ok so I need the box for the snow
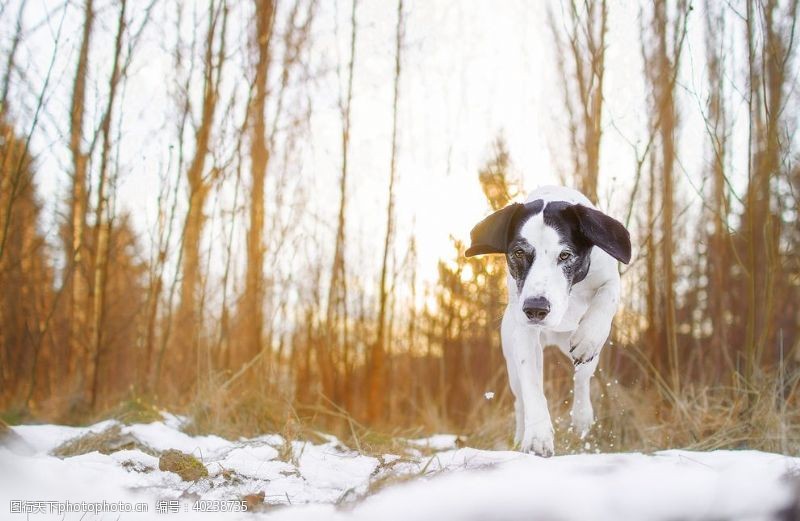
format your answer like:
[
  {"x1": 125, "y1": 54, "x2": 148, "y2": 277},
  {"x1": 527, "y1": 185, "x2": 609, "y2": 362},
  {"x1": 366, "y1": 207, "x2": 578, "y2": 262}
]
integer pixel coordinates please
[
  {"x1": 406, "y1": 434, "x2": 462, "y2": 451},
  {"x1": 126, "y1": 421, "x2": 231, "y2": 458},
  {"x1": 11, "y1": 419, "x2": 117, "y2": 454},
  {"x1": 216, "y1": 445, "x2": 282, "y2": 479},
  {"x1": 297, "y1": 441, "x2": 379, "y2": 492},
  {"x1": 1, "y1": 418, "x2": 798, "y2": 520}
]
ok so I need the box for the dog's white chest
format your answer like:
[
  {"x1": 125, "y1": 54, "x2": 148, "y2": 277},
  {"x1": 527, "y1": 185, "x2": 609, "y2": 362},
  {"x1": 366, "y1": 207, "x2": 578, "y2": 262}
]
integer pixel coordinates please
[{"x1": 552, "y1": 289, "x2": 592, "y2": 332}]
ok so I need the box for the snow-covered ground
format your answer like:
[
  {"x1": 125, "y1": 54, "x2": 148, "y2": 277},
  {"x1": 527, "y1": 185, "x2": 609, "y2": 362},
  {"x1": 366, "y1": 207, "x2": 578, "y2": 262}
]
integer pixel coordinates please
[{"x1": 1, "y1": 415, "x2": 798, "y2": 520}]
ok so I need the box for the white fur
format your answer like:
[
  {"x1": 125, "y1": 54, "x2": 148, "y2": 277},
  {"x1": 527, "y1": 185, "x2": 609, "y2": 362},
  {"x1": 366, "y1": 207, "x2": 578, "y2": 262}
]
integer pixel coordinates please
[{"x1": 503, "y1": 186, "x2": 622, "y2": 456}]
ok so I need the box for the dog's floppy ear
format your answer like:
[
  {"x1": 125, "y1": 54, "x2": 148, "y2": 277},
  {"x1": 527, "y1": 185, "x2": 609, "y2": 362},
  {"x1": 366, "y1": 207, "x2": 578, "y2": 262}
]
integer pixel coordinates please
[
  {"x1": 465, "y1": 203, "x2": 522, "y2": 257},
  {"x1": 572, "y1": 205, "x2": 632, "y2": 264}
]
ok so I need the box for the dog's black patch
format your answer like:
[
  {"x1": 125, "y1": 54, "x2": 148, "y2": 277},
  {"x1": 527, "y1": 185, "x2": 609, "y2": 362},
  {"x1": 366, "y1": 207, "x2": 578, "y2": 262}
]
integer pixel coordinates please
[
  {"x1": 505, "y1": 200, "x2": 593, "y2": 294},
  {"x1": 542, "y1": 202, "x2": 593, "y2": 288},
  {"x1": 506, "y1": 200, "x2": 545, "y2": 293}
]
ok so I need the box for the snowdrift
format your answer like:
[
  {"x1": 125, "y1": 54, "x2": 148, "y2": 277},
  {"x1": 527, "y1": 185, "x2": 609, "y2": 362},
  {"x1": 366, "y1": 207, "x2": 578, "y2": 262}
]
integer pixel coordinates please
[{"x1": 1, "y1": 415, "x2": 798, "y2": 520}]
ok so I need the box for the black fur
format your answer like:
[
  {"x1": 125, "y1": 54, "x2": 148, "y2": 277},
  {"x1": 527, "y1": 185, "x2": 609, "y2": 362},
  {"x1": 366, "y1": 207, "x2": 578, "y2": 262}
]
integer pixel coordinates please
[
  {"x1": 506, "y1": 200, "x2": 544, "y2": 293},
  {"x1": 542, "y1": 201, "x2": 593, "y2": 287},
  {"x1": 464, "y1": 203, "x2": 524, "y2": 257},
  {"x1": 569, "y1": 204, "x2": 632, "y2": 264}
]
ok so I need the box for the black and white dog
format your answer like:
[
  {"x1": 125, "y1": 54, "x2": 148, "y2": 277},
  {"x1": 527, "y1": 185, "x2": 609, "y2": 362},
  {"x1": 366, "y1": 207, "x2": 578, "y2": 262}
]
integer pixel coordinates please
[{"x1": 466, "y1": 186, "x2": 631, "y2": 456}]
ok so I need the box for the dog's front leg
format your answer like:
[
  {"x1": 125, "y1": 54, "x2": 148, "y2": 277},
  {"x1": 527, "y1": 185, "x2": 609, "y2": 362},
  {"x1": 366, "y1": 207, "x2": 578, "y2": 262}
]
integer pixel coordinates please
[
  {"x1": 569, "y1": 277, "x2": 620, "y2": 365},
  {"x1": 571, "y1": 355, "x2": 599, "y2": 437},
  {"x1": 508, "y1": 324, "x2": 554, "y2": 457},
  {"x1": 568, "y1": 277, "x2": 620, "y2": 435},
  {"x1": 502, "y1": 326, "x2": 525, "y2": 446}
]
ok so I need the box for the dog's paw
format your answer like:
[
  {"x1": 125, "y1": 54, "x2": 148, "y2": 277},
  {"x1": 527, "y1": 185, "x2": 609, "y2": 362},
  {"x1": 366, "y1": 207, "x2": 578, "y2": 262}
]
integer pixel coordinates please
[
  {"x1": 520, "y1": 423, "x2": 554, "y2": 457},
  {"x1": 570, "y1": 401, "x2": 594, "y2": 438},
  {"x1": 569, "y1": 315, "x2": 610, "y2": 365}
]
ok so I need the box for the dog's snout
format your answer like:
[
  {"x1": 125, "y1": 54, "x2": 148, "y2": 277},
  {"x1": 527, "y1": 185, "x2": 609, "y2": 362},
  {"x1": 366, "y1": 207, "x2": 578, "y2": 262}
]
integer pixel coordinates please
[{"x1": 522, "y1": 297, "x2": 551, "y2": 322}]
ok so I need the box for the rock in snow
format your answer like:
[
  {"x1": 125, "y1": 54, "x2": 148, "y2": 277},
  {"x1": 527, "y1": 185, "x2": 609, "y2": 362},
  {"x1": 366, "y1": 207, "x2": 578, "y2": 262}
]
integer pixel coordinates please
[{"x1": 0, "y1": 418, "x2": 798, "y2": 520}]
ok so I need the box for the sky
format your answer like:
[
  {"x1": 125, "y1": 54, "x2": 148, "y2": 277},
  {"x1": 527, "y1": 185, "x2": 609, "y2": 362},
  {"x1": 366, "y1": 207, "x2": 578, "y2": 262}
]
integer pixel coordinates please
[{"x1": 3, "y1": 0, "x2": 730, "y2": 295}]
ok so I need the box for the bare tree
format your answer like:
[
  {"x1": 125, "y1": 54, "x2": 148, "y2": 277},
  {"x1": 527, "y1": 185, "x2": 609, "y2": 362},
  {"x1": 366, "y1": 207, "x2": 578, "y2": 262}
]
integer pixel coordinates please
[
  {"x1": 240, "y1": 0, "x2": 275, "y2": 369},
  {"x1": 86, "y1": 0, "x2": 128, "y2": 408},
  {"x1": 0, "y1": 0, "x2": 27, "y2": 116},
  {"x1": 741, "y1": 0, "x2": 798, "y2": 385},
  {"x1": 641, "y1": 0, "x2": 689, "y2": 392},
  {"x1": 0, "y1": 119, "x2": 51, "y2": 410},
  {"x1": 147, "y1": 3, "x2": 194, "y2": 393},
  {"x1": 66, "y1": 0, "x2": 95, "y2": 403},
  {"x1": 368, "y1": 0, "x2": 404, "y2": 423},
  {"x1": 173, "y1": 0, "x2": 228, "y2": 393},
  {"x1": 324, "y1": 0, "x2": 358, "y2": 406},
  {"x1": 702, "y1": 0, "x2": 733, "y2": 378},
  {"x1": 548, "y1": 0, "x2": 607, "y2": 204},
  {"x1": 0, "y1": 0, "x2": 28, "y2": 258},
  {"x1": 143, "y1": 157, "x2": 181, "y2": 392}
]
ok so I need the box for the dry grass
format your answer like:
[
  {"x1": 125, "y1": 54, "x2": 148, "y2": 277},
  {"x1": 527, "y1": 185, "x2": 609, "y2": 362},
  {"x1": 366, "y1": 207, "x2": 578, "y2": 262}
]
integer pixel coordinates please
[
  {"x1": 39, "y1": 344, "x2": 800, "y2": 463},
  {"x1": 52, "y1": 424, "x2": 158, "y2": 458},
  {"x1": 100, "y1": 397, "x2": 164, "y2": 425},
  {"x1": 178, "y1": 356, "x2": 799, "y2": 461},
  {"x1": 182, "y1": 374, "x2": 437, "y2": 460},
  {"x1": 561, "y1": 363, "x2": 800, "y2": 455}
]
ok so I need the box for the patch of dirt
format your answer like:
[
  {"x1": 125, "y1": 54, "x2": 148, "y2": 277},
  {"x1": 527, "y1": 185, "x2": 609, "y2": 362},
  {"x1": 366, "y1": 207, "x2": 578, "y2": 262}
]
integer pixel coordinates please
[
  {"x1": 52, "y1": 424, "x2": 157, "y2": 458},
  {"x1": 243, "y1": 491, "x2": 267, "y2": 512},
  {"x1": 159, "y1": 449, "x2": 209, "y2": 481}
]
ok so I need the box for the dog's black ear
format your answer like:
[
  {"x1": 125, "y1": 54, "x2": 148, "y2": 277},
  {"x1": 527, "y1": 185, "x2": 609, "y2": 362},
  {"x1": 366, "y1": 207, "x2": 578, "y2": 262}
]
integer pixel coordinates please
[
  {"x1": 572, "y1": 205, "x2": 632, "y2": 264},
  {"x1": 465, "y1": 203, "x2": 522, "y2": 257}
]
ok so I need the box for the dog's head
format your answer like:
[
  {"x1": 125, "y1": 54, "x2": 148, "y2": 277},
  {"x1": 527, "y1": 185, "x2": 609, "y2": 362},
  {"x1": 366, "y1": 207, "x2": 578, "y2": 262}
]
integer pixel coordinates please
[{"x1": 465, "y1": 199, "x2": 631, "y2": 328}]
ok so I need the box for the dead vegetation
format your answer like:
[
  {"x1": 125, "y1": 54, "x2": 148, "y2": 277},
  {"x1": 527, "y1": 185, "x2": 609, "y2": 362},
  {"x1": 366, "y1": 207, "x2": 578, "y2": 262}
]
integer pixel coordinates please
[
  {"x1": 183, "y1": 379, "x2": 455, "y2": 462},
  {"x1": 177, "y1": 334, "x2": 800, "y2": 460},
  {"x1": 52, "y1": 424, "x2": 157, "y2": 458},
  {"x1": 101, "y1": 398, "x2": 164, "y2": 425}
]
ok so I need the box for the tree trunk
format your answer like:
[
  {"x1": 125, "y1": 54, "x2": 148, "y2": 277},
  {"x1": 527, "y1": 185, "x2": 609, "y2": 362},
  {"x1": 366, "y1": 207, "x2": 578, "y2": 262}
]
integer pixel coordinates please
[
  {"x1": 549, "y1": 0, "x2": 607, "y2": 204},
  {"x1": 0, "y1": 0, "x2": 27, "y2": 118},
  {"x1": 242, "y1": 0, "x2": 274, "y2": 369},
  {"x1": 87, "y1": 0, "x2": 127, "y2": 408},
  {"x1": 703, "y1": 0, "x2": 733, "y2": 380},
  {"x1": 324, "y1": 0, "x2": 358, "y2": 407},
  {"x1": 173, "y1": 0, "x2": 225, "y2": 394},
  {"x1": 369, "y1": 0, "x2": 403, "y2": 424},
  {"x1": 67, "y1": 0, "x2": 95, "y2": 404},
  {"x1": 642, "y1": 0, "x2": 688, "y2": 392}
]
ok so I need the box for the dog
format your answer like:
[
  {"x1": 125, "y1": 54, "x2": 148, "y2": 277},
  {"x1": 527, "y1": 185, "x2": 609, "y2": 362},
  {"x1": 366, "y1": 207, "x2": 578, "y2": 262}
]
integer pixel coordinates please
[{"x1": 465, "y1": 185, "x2": 631, "y2": 456}]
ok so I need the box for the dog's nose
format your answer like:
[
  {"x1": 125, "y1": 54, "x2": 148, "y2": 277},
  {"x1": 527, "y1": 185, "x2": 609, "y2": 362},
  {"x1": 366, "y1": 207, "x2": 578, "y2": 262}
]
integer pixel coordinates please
[{"x1": 523, "y1": 297, "x2": 550, "y2": 322}]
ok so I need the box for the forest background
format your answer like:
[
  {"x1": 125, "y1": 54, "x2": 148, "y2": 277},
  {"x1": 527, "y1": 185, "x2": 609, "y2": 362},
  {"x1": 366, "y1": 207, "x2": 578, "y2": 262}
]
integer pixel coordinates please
[{"x1": 1, "y1": 0, "x2": 798, "y2": 455}]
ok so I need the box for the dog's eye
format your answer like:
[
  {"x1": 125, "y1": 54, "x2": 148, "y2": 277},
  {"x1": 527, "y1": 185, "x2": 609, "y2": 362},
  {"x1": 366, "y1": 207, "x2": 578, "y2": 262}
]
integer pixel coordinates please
[
  {"x1": 513, "y1": 249, "x2": 525, "y2": 259},
  {"x1": 559, "y1": 250, "x2": 572, "y2": 262}
]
